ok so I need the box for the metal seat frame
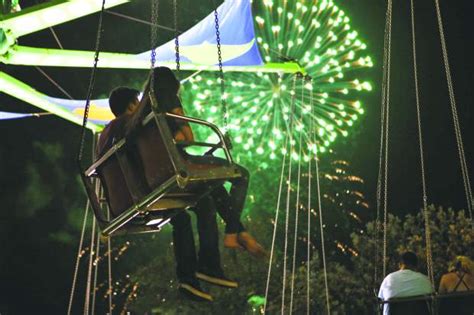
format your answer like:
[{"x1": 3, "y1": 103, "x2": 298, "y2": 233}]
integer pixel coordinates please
[
  {"x1": 82, "y1": 107, "x2": 242, "y2": 237},
  {"x1": 378, "y1": 291, "x2": 474, "y2": 315}
]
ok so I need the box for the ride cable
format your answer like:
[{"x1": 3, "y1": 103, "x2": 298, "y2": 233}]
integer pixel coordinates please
[
  {"x1": 375, "y1": 0, "x2": 392, "y2": 286},
  {"x1": 375, "y1": 0, "x2": 472, "y2": 297},
  {"x1": 410, "y1": 0, "x2": 435, "y2": 287},
  {"x1": 263, "y1": 73, "x2": 331, "y2": 314},
  {"x1": 433, "y1": 0, "x2": 473, "y2": 220},
  {"x1": 69, "y1": 0, "x2": 107, "y2": 313}
]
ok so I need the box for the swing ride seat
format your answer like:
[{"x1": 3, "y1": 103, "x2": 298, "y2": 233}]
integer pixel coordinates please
[
  {"x1": 380, "y1": 295, "x2": 432, "y2": 315},
  {"x1": 82, "y1": 109, "x2": 242, "y2": 237},
  {"x1": 437, "y1": 291, "x2": 474, "y2": 315}
]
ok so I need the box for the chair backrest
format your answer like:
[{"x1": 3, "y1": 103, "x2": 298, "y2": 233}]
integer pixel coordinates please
[
  {"x1": 438, "y1": 292, "x2": 474, "y2": 315},
  {"x1": 98, "y1": 155, "x2": 133, "y2": 217},
  {"x1": 387, "y1": 296, "x2": 431, "y2": 315},
  {"x1": 134, "y1": 119, "x2": 176, "y2": 188},
  {"x1": 97, "y1": 143, "x2": 150, "y2": 217},
  {"x1": 390, "y1": 301, "x2": 430, "y2": 315}
]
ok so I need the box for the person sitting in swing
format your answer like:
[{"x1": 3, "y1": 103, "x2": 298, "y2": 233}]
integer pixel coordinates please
[
  {"x1": 378, "y1": 251, "x2": 433, "y2": 315},
  {"x1": 439, "y1": 256, "x2": 474, "y2": 294},
  {"x1": 97, "y1": 87, "x2": 237, "y2": 302},
  {"x1": 127, "y1": 66, "x2": 266, "y2": 258}
]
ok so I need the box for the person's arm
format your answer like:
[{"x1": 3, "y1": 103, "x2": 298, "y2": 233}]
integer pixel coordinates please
[
  {"x1": 171, "y1": 107, "x2": 194, "y2": 141},
  {"x1": 438, "y1": 274, "x2": 448, "y2": 293}
]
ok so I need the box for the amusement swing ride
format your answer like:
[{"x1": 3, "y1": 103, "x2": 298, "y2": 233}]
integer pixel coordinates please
[{"x1": 1, "y1": 0, "x2": 375, "y2": 313}]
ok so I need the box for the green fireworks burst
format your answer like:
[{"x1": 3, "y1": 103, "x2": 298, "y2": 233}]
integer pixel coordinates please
[{"x1": 182, "y1": 0, "x2": 373, "y2": 164}]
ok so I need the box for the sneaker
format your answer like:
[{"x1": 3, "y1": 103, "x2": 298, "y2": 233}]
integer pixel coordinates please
[
  {"x1": 196, "y1": 270, "x2": 239, "y2": 288},
  {"x1": 178, "y1": 280, "x2": 213, "y2": 302}
]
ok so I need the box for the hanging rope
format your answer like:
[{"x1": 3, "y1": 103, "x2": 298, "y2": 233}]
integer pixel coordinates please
[
  {"x1": 433, "y1": 0, "x2": 473, "y2": 220},
  {"x1": 281, "y1": 75, "x2": 299, "y2": 314},
  {"x1": 67, "y1": 199, "x2": 91, "y2": 315},
  {"x1": 306, "y1": 79, "x2": 314, "y2": 315},
  {"x1": 213, "y1": 8, "x2": 228, "y2": 132},
  {"x1": 314, "y1": 138, "x2": 330, "y2": 315},
  {"x1": 375, "y1": 0, "x2": 393, "y2": 284},
  {"x1": 410, "y1": 0, "x2": 435, "y2": 287},
  {"x1": 76, "y1": 0, "x2": 106, "y2": 166},
  {"x1": 107, "y1": 232, "x2": 113, "y2": 312},
  {"x1": 289, "y1": 76, "x2": 306, "y2": 313},
  {"x1": 263, "y1": 74, "x2": 296, "y2": 314},
  {"x1": 91, "y1": 229, "x2": 101, "y2": 314},
  {"x1": 83, "y1": 218, "x2": 97, "y2": 315}
]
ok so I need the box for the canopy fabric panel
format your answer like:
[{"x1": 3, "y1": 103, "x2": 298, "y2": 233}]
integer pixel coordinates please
[
  {"x1": 0, "y1": 111, "x2": 33, "y2": 120},
  {"x1": 137, "y1": 0, "x2": 263, "y2": 67}
]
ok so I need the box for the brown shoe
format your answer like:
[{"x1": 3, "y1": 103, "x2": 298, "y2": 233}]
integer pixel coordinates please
[
  {"x1": 237, "y1": 232, "x2": 267, "y2": 258},
  {"x1": 224, "y1": 233, "x2": 243, "y2": 249}
]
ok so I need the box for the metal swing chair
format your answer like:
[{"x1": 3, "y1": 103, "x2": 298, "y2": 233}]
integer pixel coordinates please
[{"x1": 78, "y1": 0, "x2": 241, "y2": 237}]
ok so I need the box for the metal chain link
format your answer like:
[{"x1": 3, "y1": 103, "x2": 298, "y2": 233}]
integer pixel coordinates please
[
  {"x1": 433, "y1": 0, "x2": 473, "y2": 220},
  {"x1": 411, "y1": 0, "x2": 435, "y2": 287},
  {"x1": 77, "y1": 0, "x2": 106, "y2": 166},
  {"x1": 150, "y1": 0, "x2": 159, "y2": 95},
  {"x1": 213, "y1": 8, "x2": 228, "y2": 132},
  {"x1": 382, "y1": 0, "x2": 392, "y2": 281},
  {"x1": 174, "y1": 0, "x2": 180, "y2": 73},
  {"x1": 375, "y1": 0, "x2": 392, "y2": 286}
]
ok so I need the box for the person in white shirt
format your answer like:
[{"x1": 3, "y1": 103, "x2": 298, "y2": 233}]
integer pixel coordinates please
[{"x1": 378, "y1": 251, "x2": 433, "y2": 315}]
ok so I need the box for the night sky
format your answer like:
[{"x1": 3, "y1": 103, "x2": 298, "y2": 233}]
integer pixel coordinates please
[{"x1": 0, "y1": 0, "x2": 473, "y2": 313}]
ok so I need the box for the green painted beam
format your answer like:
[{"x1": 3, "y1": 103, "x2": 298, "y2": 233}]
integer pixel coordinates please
[
  {"x1": 0, "y1": 0, "x2": 129, "y2": 38},
  {"x1": 0, "y1": 71, "x2": 102, "y2": 132},
  {"x1": 2, "y1": 45, "x2": 305, "y2": 74}
]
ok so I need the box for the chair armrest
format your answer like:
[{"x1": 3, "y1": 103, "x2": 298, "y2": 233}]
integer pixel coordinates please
[{"x1": 85, "y1": 138, "x2": 126, "y2": 177}]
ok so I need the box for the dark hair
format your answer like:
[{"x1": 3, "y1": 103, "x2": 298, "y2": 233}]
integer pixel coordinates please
[
  {"x1": 400, "y1": 251, "x2": 418, "y2": 268},
  {"x1": 141, "y1": 67, "x2": 181, "y2": 111},
  {"x1": 109, "y1": 87, "x2": 140, "y2": 117}
]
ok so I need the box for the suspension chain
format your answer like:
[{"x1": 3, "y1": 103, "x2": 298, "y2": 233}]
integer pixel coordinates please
[
  {"x1": 281, "y1": 75, "x2": 298, "y2": 314},
  {"x1": 77, "y1": 0, "x2": 106, "y2": 166},
  {"x1": 174, "y1": 0, "x2": 180, "y2": 72},
  {"x1": 263, "y1": 73, "x2": 290, "y2": 314},
  {"x1": 433, "y1": 0, "x2": 473, "y2": 220},
  {"x1": 213, "y1": 8, "x2": 228, "y2": 132},
  {"x1": 289, "y1": 76, "x2": 306, "y2": 313},
  {"x1": 150, "y1": 0, "x2": 159, "y2": 96},
  {"x1": 410, "y1": 0, "x2": 435, "y2": 287}
]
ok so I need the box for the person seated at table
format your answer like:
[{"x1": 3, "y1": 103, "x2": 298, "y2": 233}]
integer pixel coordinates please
[
  {"x1": 127, "y1": 67, "x2": 266, "y2": 258},
  {"x1": 439, "y1": 256, "x2": 474, "y2": 293},
  {"x1": 378, "y1": 251, "x2": 433, "y2": 315}
]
